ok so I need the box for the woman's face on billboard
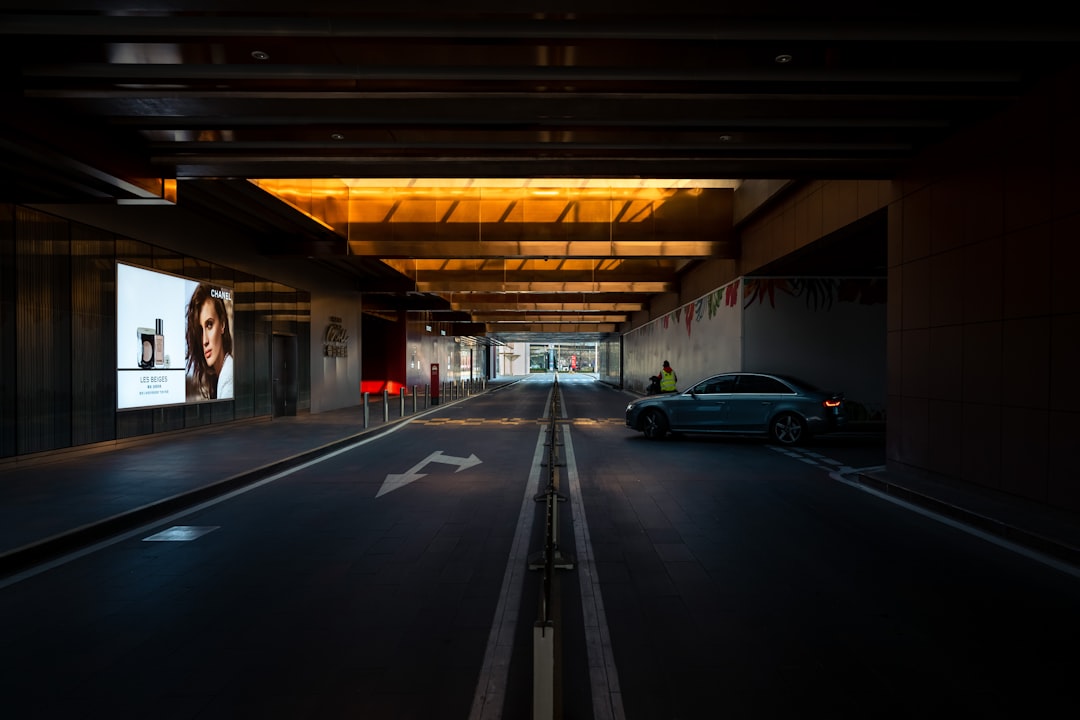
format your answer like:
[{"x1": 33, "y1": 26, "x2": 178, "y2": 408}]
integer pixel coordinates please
[{"x1": 199, "y1": 299, "x2": 225, "y2": 373}]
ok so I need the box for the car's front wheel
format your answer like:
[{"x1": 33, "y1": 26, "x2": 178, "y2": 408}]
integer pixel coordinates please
[
  {"x1": 641, "y1": 409, "x2": 669, "y2": 440},
  {"x1": 770, "y1": 412, "x2": 807, "y2": 445}
]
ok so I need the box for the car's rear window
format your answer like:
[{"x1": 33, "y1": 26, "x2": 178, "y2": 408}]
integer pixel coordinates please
[
  {"x1": 736, "y1": 375, "x2": 793, "y2": 393},
  {"x1": 773, "y1": 374, "x2": 820, "y2": 392}
]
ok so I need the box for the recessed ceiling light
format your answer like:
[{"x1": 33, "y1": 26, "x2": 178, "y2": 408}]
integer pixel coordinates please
[
  {"x1": 251, "y1": 50, "x2": 269, "y2": 60},
  {"x1": 775, "y1": 54, "x2": 793, "y2": 64},
  {"x1": 331, "y1": 133, "x2": 345, "y2": 141}
]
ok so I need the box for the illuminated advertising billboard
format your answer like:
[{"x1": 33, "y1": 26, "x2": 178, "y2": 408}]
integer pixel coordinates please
[{"x1": 116, "y1": 262, "x2": 235, "y2": 410}]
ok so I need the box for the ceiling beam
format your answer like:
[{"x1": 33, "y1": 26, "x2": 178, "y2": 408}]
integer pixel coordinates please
[
  {"x1": 472, "y1": 313, "x2": 628, "y2": 323},
  {"x1": 486, "y1": 322, "x2": 618, "y2": 333},
  {"x1": 450, "y1": 302, "x2": 643, "y2": 311},
  {"x1": 6, "y1": 14, "x2": 1078, "y2": 42},
  {"x1": 23, "y1": 62, "x2": 1030, "y2": 87},
  {"x1": 349, "y1": 240, "x2": 730, "y2": 259},
  {"x1": 417, "y1": 281, "x2": 671, "y2": 292}
]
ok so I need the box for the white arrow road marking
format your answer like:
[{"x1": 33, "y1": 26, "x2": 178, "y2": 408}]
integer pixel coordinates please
[{"x1": 377, "y1": 450, "x2": 483, "y2": 497}]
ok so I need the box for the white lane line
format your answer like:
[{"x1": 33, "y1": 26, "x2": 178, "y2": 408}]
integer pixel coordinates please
[
  {"x1": 830, "y1": 470, "x2": 1080, "y2": 579},
  {"x1": 468, "y1": 388, "x2": 551, "y2": 720},
  {"x1": 0, "y1": 420, "x2": 416, "y2": 590},
  {"x1": 563, "y1": 426, "x2": 626, "y2": 720}
]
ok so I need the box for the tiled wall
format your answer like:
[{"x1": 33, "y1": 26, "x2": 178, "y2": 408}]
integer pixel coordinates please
[
  {"x1": 733, "y1": 64, "x2": 1080, "y2": 514},
  {"x1": 738, "y1": 179, "x2": 892, "y2": 277},
  {"x1": 889, "y1": 65, "x2": 1080, "y2": 512}
]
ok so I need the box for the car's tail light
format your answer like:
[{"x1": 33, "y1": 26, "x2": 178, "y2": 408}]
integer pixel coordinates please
[{"x1": 823, "y1": 399, "x2": 842, "y2": 408}]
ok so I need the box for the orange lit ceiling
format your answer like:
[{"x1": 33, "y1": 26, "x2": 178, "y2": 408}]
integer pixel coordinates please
[
  {"x1": 2, "y1": 9, "x2": 1064, "y2": 341},
  {"x1": 252, "y1": 178, "x2": 738, "y2": 340}
]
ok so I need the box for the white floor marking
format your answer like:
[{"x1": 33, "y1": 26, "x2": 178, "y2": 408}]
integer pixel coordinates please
[
  {"x1": 377, "y1": 450, "x2": 483, "y2": 497},
  {"x1": 563, "y1": 426, "x2": 626, "y2": 720},
  {"x1": 142, "y1": 525, "x2": 219, "y2": 542},
  {"x1": 468, "y1": 387, "x2": 551, "y2": 720}
]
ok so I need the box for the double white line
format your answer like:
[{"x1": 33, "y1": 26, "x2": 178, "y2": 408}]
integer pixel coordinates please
[{"x1": 469, "y1": 388, "x2": 625, "y2": 720}]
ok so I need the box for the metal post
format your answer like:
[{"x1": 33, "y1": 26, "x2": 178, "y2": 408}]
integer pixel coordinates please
[
  {"x1": 399, "y1": 387, "x2": 406, "y2": 417},
  {"x1": 363, "y1": 392, "x2": 370, "y2": 428},
  {"x1": 412, "y1": 385, "x2": 417, "y2": 414},
  {"x1": 424, "y1": 383, "x2": 430, "y2": 409},
  {"x1": 382, "y1": 389, "x2": 389, "y2": 422},
  {"x1": 534, "y1": 621, "x2": 555, "y2": 720}
]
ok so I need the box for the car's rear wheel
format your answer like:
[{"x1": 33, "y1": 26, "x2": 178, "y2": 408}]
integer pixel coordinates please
[
  {"x1": 641, "y1": 409, "x2": 669, "y2": 440},
  {"x1": 770, "y1": 412, "x2": 807, "y2": 445}
]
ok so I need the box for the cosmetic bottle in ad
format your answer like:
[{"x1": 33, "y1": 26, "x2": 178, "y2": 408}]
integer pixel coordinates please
[
  {"x1": 154, "y1": 318, "x2": 165, "y2": 368},
  {"x1": 138, "y1": 326, "x2": 155, "y2": 369}
]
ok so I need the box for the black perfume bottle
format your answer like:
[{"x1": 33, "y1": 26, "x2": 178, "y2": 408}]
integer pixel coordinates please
[{"x1": 138, "y1": 326, "x2": 155, "y2": 369}]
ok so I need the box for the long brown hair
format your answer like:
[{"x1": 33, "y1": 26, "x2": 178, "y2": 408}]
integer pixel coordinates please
[{"x1": 185, "y1": 283, "x2": 233, "y2": 399}]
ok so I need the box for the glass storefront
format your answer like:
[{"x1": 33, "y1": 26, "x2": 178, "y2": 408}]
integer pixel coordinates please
[{"x1": 528, "y1": 343, "x2": 597, "y2": 373}]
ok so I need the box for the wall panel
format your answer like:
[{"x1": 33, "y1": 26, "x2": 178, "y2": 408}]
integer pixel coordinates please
[
  {"x1": 0, "y1": 204, "x2": 15, "y2": 458},
  {"x1": 70, "y1": 223, "x2": 116, "y2": 446},
  {"x1": 3, "y1": 206, "x2": 308, "y2": 459},
  {"x1": 15, "y1": 207, "x2": 71, "y2": 454}
]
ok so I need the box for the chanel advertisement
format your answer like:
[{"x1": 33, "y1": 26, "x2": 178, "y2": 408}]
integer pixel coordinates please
[{"x1": 116, "y1": 262, "x2": 235, "y2": 409}]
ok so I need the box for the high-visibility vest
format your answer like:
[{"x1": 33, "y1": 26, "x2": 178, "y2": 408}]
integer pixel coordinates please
[{"x1": 659, "y1": 368, "x2": 677, "y2": 392}]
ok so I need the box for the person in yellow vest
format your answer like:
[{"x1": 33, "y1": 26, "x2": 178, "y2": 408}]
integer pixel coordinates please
[{"x1": 657, "y1": 360, "x2": 678, "y2": 392}]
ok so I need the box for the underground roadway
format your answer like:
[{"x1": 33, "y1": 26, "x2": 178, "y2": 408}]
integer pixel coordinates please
[{"x1": 2, "y1": 373, "x2": 1079, "y2": 719}]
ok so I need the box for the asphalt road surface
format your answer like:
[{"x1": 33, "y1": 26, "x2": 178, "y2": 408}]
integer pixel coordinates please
[{"x1": 2, "y1": 374, "x2": 1077, "y2": 719}]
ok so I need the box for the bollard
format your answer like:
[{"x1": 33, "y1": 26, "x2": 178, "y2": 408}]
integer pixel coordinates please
[
  {"x1": 533, "y1": 621, "x2": 555, "y2": 720},
  {"x1": 382, "y1": 389, "x2": 389, "y2": 422},
  {"x1": 412, "y1": 385, "x2": 417, "y2": 414},
  {"x1": 399, "y1": 387, "x2": 406, "y2": 417},
  {"x1": 363, "y1": 392, "x2": 370, "y2": 428},
  {"x1": 425, "y1": 383, "x2": 430, "y2": 409}
]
